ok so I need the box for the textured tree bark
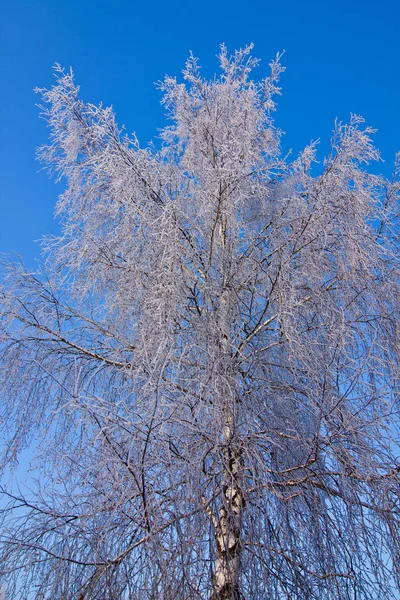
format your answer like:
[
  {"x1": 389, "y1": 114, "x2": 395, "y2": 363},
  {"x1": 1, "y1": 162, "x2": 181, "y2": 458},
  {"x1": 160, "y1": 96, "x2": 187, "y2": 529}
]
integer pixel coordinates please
[
  {"x1": 204, "y1": 179, "x2": 246, "y2": 599},
  {"x1": 211, "y1": 433, "x2": 244, "y2": 600},
  {"x1": 210, "y1": 277, "x2": 245, "y2": 600}
]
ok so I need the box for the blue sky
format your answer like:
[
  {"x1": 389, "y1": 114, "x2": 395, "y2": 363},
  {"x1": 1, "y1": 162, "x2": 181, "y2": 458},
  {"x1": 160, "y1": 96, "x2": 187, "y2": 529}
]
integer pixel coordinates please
[{"x1": 1, "y1": 0, "x2": 399, "y2": 264}]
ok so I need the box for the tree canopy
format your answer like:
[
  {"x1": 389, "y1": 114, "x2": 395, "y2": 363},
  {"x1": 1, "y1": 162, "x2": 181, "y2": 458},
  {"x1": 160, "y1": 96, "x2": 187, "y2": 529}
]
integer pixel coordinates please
[{"x1": 0, "y1": 45, "x2": 399, "y2": 600}]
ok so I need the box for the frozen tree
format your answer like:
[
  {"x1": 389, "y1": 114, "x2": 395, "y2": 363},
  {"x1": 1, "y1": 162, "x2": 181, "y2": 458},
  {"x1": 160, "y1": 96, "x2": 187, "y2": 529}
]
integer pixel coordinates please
[{"x1": 0, "y1": 45, "x2": 399, "y2": 600}]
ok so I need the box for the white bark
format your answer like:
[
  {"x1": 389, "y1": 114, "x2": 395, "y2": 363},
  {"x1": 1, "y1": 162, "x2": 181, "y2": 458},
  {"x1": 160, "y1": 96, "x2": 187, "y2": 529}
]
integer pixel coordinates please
[
  {"x1": 210, "y1": 270, "x2": 244, "y2": 599},
  {"x1": 211, "y1": 433, "x2": 244, "y2": 600}
]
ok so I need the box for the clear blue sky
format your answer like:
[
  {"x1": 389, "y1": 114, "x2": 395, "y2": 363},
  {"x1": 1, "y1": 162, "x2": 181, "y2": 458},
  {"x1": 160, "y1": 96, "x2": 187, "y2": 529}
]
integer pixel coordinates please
[{"x1": 1, "y1": 0, "x2": 399, "y2": 264}]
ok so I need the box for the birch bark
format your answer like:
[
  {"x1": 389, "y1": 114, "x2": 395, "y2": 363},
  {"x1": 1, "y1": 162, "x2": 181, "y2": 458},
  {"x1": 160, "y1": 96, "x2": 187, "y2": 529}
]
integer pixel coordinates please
[
  {"x1": 210, "y1": 212, "x2": 245, "y2": 598},
  {"x1": 211, "y1": 426, "x2": 244, "y2": 600}
]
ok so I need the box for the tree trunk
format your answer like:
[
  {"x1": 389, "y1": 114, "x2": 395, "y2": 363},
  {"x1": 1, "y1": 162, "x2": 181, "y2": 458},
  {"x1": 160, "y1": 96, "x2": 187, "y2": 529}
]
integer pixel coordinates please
[
  {"x1": 211, "y1": 432, "x2": 244, "y2": 600},
  {"x1": 208, "y1": 199, "x2": 245, "y2": 599}
]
